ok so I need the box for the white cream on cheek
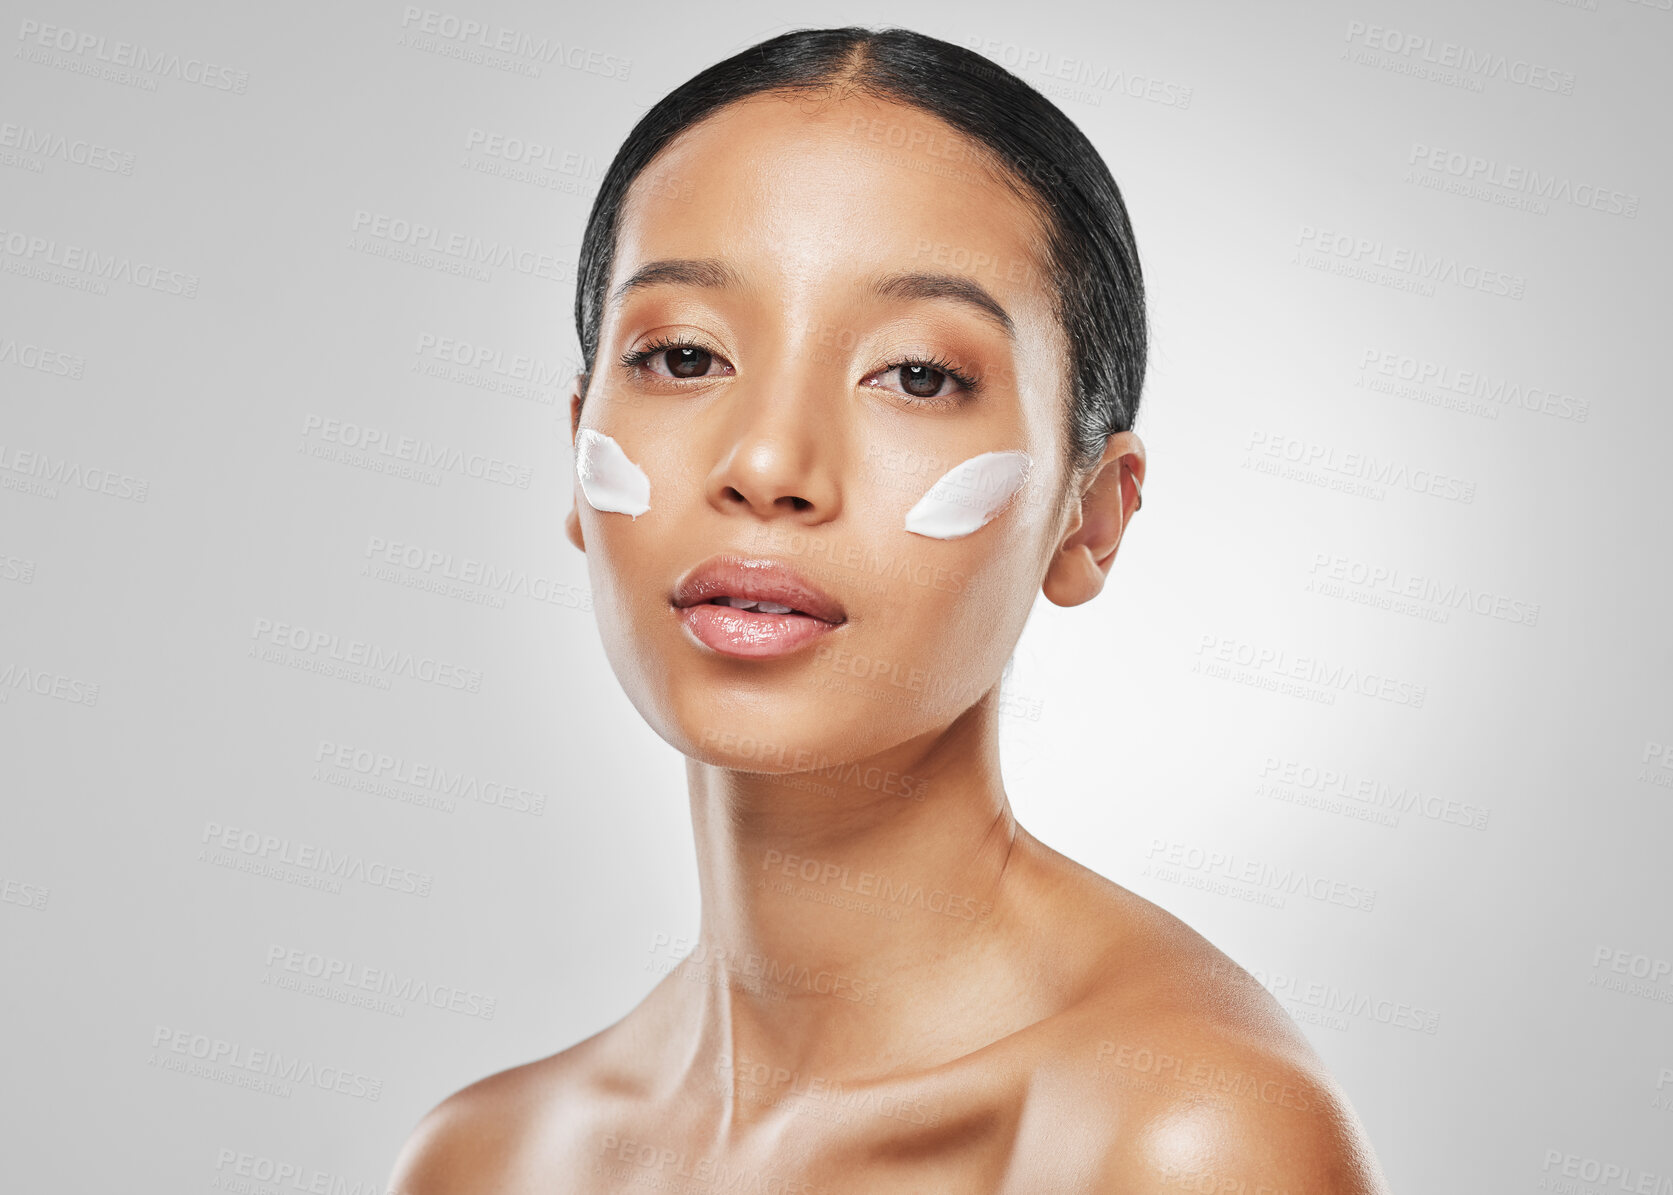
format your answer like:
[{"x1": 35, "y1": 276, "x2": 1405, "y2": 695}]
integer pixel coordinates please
[
  {"x1": 574, "y1": 428, "x2": 651, "y2": 518},
  {"x1": 903, "y1": 450, "x2": 1032, "y2": 539}
]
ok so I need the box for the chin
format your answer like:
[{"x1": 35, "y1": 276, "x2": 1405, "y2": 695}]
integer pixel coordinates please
[{"x1": 648, "y1": 683, "x2": 929, "y2": 775}]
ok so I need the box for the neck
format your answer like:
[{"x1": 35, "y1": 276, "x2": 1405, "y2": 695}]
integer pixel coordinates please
[{"x1": 675, "y1": 693, "x2": 1024, "y2": 1104}]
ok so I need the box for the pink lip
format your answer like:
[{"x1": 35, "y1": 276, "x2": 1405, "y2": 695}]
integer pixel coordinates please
[{"x1": 671, "y1": 555, "x2": 847, "y2": 659}]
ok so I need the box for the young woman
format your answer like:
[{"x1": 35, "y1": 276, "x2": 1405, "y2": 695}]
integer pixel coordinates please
[{"x1": 389, "y1": 25, "x2": 1391, "y2": 1193}]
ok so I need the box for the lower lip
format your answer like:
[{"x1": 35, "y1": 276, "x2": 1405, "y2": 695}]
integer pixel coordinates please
[{"x1": 676, "y1": 603, "x2": 841, "y2": 658}]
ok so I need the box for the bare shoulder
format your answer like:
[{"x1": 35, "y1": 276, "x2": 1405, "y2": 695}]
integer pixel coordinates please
[
  {"x1": 1069, "y1": 1013, "x2": 1392, "y2": 1194},
  {"x1": 1004, "y1": 833, "x2": 1392, "y2": 1192},
  {"x1": 383, "y1": 1035, "x2": 613, "y2": 1195}
]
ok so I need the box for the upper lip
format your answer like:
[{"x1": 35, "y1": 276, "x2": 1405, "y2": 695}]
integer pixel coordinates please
[{"x1": 671, "y1": 554, "x2": 847, "y2": 624}]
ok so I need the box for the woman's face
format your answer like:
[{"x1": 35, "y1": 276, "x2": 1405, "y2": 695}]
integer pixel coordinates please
[{"x1": 567, "y1": 93, "x2": 1087, "y2": 773}]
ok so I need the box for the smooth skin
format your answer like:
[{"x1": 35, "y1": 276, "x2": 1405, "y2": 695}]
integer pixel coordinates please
[{"x1": 388, "y1": 88, "x2": 1391, "y2": 1194}]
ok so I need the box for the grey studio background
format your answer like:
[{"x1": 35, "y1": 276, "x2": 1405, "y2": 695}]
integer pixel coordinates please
[{"x1": 1, "y1": 0, "x2": 1668, "y2": 1190}]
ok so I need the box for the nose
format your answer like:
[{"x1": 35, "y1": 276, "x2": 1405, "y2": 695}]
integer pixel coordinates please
[{"x1": 704, "y1": 377, "x2": 843, "y2": 525}]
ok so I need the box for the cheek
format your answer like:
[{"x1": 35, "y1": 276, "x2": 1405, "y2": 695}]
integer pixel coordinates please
[
  {"x1": 574, "y1": 429, "x2": 651, "y2": 517},
  {"x1": 902, "y1": 450, "x2": 1032, "y2": 540},
  {"x1": 858, "y1": 440, "x2": 1056, "y2": 582},
  {"x1": 570, "y1": 428, "x2": 654, "y2": 619},
  {"x1": 568, "y1": 426, "x2": 684, "y2": 703},
  {"x1": 830, "y1": 458, "x2": 1052, "y2": 719},
  {"x1": 574, "y1": 515, "x2": 647, "y2": 688}
]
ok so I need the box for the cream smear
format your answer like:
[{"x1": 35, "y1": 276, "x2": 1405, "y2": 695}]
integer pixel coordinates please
[
  {"x1": 574, "y1": 428, "x2": 651, "y2": 517},
  {"x1": 903, "y1": 450, "x2": 1032, "y2": 539}
]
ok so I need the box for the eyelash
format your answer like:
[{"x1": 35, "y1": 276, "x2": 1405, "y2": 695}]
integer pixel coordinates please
[
  {"x1": 618, "y1": 335, "x2": 717, "y2": 374},
  {"x1": 876, "y1": 351, "x2": 982, "y2": 398},
  {"x1": 617, "y1": 336, "x2": 981, "y2": 403}
]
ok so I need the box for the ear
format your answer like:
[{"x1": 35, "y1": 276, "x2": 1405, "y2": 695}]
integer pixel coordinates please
[
  {"x1": 564, "y1": 373, "x2": 587, "y2": 554},
  {"x1": 1042, "y1": 431, "x2": 1145, "y2": 608}
]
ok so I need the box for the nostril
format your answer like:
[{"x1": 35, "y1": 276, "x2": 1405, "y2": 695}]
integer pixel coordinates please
[{"x1": 718, "y1": 486, "x2": 813, "y2": 512}]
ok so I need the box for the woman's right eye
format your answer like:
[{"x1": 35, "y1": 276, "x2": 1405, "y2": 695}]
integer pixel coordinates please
[{"x1": 621, "y1": 340, "x2": 735, "y2": 380}]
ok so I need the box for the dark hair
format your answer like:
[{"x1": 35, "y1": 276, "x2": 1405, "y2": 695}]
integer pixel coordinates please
[{"x1": 573, "y1": 25, "x2": 1146, "y2": 476}]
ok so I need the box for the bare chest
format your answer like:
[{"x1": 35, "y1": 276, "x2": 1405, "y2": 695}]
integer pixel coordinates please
[{"x1": 525, "y1": 1080, "x2": 1028, "y2": 1194}]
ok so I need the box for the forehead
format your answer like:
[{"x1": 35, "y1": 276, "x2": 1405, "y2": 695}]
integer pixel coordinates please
[{"x1": 610, "y1": 93, "x2": 1059, "y2": 341}]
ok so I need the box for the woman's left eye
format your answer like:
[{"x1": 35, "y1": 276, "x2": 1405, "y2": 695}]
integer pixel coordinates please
[{"x1": 867, "y1": 358, "x2": 979, "y2": 404}]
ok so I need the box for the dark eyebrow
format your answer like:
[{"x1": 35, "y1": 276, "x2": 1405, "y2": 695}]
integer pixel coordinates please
[
  {"x1": 609, "y1": 257, "x2": 742, "y2": 311},
  {"x1": 869, "y1": 270, "x2": 1016, "y2": 342},
  {"x1": 609, "y1": 258, "x2": 1016, "y2": 342}
]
